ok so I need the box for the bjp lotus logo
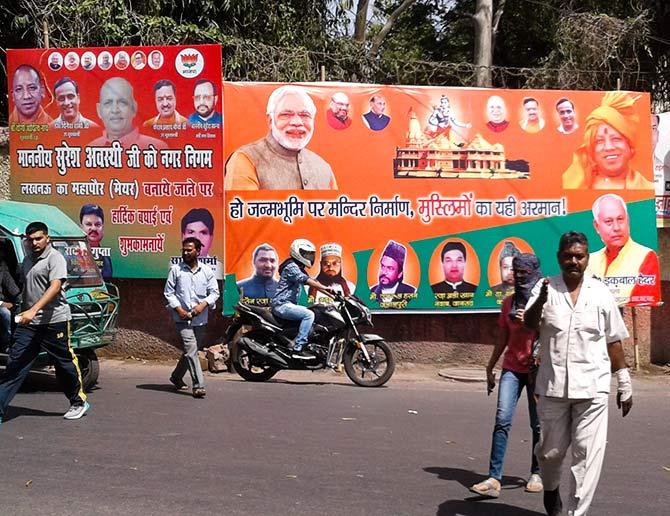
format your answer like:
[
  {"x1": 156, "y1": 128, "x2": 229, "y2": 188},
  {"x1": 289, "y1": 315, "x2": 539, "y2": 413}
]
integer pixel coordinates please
[
  {"x1": 175, "y1": 48, "x2": 204, "y2": 78},
  {"x1": 181, "y1": 53, "x2": 199, "y2": 68}
]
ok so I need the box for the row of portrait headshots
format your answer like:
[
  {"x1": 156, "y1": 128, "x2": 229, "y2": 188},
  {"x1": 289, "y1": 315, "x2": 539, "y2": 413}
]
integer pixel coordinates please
[
  {"x1": 73, "y1": 203, "x2": 220, "y2": 279},
  {"x1": 9, "y1": 52, "x2": 222, "y2": 140},
  {"x1": 46, "y1": 49, "x2": 167, "y2": 72},
  {"x1": 234, "y1": 192, "x2": 661, "y2": 309}
]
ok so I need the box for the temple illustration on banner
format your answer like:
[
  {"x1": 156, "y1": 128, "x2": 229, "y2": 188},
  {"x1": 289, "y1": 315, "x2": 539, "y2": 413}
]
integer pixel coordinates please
[{"x1": 393, "y1": 108, "x2": 530, "y2": 179}]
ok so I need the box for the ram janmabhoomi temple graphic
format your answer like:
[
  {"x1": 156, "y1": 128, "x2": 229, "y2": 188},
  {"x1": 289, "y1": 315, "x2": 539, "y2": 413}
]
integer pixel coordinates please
[{"x1": 393, "y1": 108, "x2": 530, "y2": 179}]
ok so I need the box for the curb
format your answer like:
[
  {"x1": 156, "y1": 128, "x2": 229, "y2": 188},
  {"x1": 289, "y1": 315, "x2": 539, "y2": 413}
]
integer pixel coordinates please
[{"x1": 437, "y1": 368, "x2": 489, "y2": 382}]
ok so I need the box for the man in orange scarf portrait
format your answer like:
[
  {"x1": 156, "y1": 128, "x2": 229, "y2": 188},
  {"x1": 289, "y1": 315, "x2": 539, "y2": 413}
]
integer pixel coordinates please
[{"x1": 562, "y1": 92, "x2": 653, "y2": 190}]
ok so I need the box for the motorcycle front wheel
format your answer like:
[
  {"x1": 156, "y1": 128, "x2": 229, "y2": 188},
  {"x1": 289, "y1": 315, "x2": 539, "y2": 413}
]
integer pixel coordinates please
[
  {"x1": 343, "y1": 339, "x2": 395, "y2": 387},
  {"x1": 231, "y1": 341, "x2": 279, "y2": 382}
]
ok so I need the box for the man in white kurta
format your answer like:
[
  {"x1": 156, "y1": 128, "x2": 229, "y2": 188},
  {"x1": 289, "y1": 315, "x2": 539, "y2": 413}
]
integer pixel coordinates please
[{"x1": 525, "y1": 231, "x2": 633, "y2": 516}]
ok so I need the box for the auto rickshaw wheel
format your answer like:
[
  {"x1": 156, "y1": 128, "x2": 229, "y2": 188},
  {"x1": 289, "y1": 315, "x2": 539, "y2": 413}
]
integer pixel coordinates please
[{"x1": 77, "y1": 349, "x2": 100, "y2": 392}]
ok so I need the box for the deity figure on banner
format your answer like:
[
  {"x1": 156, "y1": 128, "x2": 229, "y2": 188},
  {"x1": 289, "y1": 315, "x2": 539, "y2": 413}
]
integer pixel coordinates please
[
  {"x1": 562, "y1": 92, "x2": 653, "y2": 190},
  {"x1": 224, "y1": 85, "x2": 338, "y2": 190},
  {"x1": 426, "y1": 95, "x2": 471, "y2": 140},
  {"x1": 308, "y1": 243, "x2": 355, "y2": 304}
]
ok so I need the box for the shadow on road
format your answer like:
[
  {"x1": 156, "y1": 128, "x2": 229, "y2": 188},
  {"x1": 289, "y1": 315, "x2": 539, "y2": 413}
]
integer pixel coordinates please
[
  {"x1": 425, "y1": 467, "x2": 543, "y2": 516},
  {"x1": 4, "y1": 405, "x2": 63, "y2": 422},
  {"x1": 135, "y1": 384, "x2": 193, "y2": 396},
  {"x1": 425, "y1": 466, "x2": 526, "y2": 491},
  {"x1": 436, "y1": 499, "x2": 544, "y2": 516}
]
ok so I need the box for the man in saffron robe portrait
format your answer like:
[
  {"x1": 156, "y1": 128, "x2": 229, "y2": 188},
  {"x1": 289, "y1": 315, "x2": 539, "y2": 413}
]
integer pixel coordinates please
[{"x1": 562, "y1": 92, "x2": 654, "y2": 190}]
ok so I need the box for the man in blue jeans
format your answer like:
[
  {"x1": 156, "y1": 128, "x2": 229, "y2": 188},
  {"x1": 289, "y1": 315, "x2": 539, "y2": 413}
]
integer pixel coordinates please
[
  {"x1": 271, "y1": 239, "x2": 333, "y2": 360},
  {"x1": 470, "y1": 254, "x2": 544, "y2": 498}
]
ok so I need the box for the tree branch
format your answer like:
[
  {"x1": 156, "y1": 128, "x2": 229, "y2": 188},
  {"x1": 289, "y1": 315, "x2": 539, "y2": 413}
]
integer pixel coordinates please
[
  {"x1": 369, "y1": 0, "x2": 417, "y2": 58},
  {"x1": 354, "y1": 0, "x2": 371, "y2": 42}
]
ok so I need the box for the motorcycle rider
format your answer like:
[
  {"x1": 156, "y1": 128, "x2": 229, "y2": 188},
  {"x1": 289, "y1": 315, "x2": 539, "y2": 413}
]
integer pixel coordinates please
[{"x1": 271, "y1": 239, "x2": 334, "y2": 360}]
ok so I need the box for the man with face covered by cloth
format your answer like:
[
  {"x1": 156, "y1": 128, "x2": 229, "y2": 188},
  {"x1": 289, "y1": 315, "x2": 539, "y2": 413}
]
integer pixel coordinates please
[
  {"x1": 471, "y1": 254, "x2": 544, "y2": 499},
  {"x1": 370, "y1": 240, "x2": 416, "y2": 304},
  {"x1": 562, "y1": 92, "x2": 653, "y2": 190},
  {"x1": 308, "y1": 243, "x2": 355, "y2": 304},
  {"x1": 490, "y1": 241, "x2": 521, "y2": 300}
]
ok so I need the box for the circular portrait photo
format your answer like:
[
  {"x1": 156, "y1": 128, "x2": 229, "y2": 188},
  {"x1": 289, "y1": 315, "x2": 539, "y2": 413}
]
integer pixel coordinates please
[
  {"x1": 48, "y1": 52, "x2": 63, "y2": 71},
  {"x1": 131, "y1": 50, "x2": 147, "y2": 70},
  {"x1": 429, "y1": 238, "x2": 480, "y2": 307},
  {"x1": 98, "y1": 51, "x2": 113, "y2": 71},
  {"x1": 308, "y1": 242, "x2": 357, "y2": 304},
  {"x1": 554, "y1": 97, "x2": 579, "y2": 135},
  {"x1": 485, "y1": 95, "x2": 509, "y2": 133},
  {"x1": 148, "y1": 50, "x2": 164, "y2": 70},
  {"x1": 81, "y1": 51, "x2": 96, "y2": 71},
  {"x1": 486, "y1": 238, "x2": 535, "y2": 303},
  {"x1": 64, "y1": 51, "x2": 80, "y2": 71},
  {"x1": 326, "y1": 91, "x2": 353, "y2": 131},
  {"x1": 361, "y1": 94, "x2": 391, "y2": 132},
  {"x1": 519, "y1": 96, "x2": 545, "y2": 134},
  {"x1": 114, "y1": 51, "x2": 130, "y2": 70},
  {"x1": 367, "y1": 240, "x2": 419, "y2": 308}
]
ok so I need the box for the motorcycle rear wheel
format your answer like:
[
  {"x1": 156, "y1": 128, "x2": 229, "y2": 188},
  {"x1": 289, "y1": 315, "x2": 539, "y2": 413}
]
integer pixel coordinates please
[
  {"x1": 231, "y1": 341, "x2": 279, "y2": 382},
  {"x1": 343, "y1": 339, "x2": 395, "y2": 387}
]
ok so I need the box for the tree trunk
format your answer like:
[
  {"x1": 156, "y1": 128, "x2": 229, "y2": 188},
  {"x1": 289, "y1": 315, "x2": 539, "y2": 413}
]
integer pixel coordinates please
[
  {"x1": 354, "y1": 0, "x2": 371, "y2": 42},
  {"x1": 473, "y1": 0, "x2": 493, "y2": 87}
]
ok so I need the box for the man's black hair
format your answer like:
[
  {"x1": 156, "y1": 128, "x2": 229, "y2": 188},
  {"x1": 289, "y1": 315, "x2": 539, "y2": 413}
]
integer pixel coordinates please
[
  {"x1": 153, "y1": 79, "x2": 176, "y2": 94},
  {"x1": 558, "y1": 231, "x2": 589, "y2": 253},
  {"x1": 80, "y1": 204, "x2": 104, "y2": 223},
  {"x1": 26, "y1": 221, "x2": 48, "y2": 235},
  {"x1": 181, "y1": 208, "x2": 214, "y2": 234},
  {"x1": 182, "y1": 237, "x2": 202, "y2": 250},
  {"x1": 194, "y1": 79, "x2": 217, "y2": 96},
  {"x1": 54, "y1": 76, "x2": 79, "y2": 94}
]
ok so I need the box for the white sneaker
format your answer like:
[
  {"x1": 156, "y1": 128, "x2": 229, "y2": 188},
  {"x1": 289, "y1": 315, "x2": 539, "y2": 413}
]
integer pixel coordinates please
[{"x1": 64, "y1": 401, "x2": 90, "y2": 420}]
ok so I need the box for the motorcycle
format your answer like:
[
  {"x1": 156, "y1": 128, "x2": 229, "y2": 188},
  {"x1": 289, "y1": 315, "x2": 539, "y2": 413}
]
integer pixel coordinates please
[{"x1": 225, "y1": 293, "x2": 395, "y2": 387}]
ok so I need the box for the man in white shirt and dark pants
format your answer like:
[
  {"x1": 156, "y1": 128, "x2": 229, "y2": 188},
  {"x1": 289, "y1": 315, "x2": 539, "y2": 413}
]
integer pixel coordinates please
[
  {"x1": 525, "y1": 231, "x2": 633, "y2": 516},
  {"x1": 164, "y1": 237, "x2": 219, "y2": 398}
]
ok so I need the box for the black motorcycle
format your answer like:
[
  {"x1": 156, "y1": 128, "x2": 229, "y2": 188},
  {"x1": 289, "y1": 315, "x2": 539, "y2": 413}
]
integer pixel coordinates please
[{"x1": 225, "y1": 294, "x2": 395, "y2": 387}]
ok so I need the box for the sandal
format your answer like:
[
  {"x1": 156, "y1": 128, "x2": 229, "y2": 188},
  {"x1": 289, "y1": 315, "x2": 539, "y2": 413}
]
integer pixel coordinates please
[
  {"x1": 525, "y1": 473, "x2": 543, "y2": 493},
  {"x1": 470, "y1": 477, "x2": 501, "y2": 498}
]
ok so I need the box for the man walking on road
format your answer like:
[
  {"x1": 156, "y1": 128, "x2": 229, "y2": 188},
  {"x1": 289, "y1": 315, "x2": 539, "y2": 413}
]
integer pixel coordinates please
[
  {"x1": 0, "y1": 222, "x2": 89, "y2": 425},
  {"x1": 524, "y1": 231, "x2": 633, "y2": 516},
  {"x1": 164, "y1": 237, "x2": 219, "y2": 398}
]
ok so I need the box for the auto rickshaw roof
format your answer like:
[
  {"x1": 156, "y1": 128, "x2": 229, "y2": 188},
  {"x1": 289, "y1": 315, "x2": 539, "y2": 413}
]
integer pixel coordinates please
[{"x1": 0, "y1": 200, "x2": 85, "y2": 238}]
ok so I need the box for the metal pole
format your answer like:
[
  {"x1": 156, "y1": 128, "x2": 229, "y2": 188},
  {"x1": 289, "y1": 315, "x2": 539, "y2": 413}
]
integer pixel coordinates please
[
  {"x1": 631, "y1": 307, "x2": 640, "y2": 371},
  {"x1": 320, "y1": 65, "x2": 326, "y2": 82}
]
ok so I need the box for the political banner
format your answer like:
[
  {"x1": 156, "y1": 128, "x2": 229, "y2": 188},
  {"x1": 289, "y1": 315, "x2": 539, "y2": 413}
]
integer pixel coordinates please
[
  {"x1": 653, "y1": 111, "x2": 670, "y2": 226},
  {"x1": 223, "y1": 83, "x2": 660, "y2": 311},
  {"x1": 8, "y1": 44, "x2": 224, "y2": 279}
]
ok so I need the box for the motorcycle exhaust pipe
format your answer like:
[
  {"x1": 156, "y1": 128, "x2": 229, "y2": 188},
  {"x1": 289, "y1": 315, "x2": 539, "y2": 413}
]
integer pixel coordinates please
[{"x1": 239, "y1": 337, "x2": 289, "y2": 368}]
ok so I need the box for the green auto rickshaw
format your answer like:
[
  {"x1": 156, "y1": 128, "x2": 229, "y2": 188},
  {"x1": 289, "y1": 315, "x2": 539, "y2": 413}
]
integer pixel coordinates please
[{"x1": 0, "y1": 200, "x2": 119, "y2": 391}]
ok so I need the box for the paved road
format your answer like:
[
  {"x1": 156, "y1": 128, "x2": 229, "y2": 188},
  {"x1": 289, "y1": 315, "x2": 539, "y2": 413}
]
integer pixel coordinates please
[{"x1": 1, "y1": 361, "x2": 669, "y2": 516}]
